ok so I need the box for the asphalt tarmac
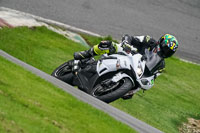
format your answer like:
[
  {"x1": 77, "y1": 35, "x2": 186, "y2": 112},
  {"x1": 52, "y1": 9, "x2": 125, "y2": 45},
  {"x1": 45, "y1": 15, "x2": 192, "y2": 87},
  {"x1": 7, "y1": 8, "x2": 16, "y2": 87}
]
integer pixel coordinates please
[{"x1": 0, "y1": 0, "x2": 200, "y2": 63}]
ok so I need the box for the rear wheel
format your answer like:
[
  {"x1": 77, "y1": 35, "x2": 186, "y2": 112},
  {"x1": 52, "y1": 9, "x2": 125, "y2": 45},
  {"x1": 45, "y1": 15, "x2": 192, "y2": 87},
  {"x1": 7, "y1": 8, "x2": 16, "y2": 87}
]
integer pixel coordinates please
[
  {"x1": 90, "y1": 78, "x2": 133, "y2": 103},
  {"x1": 51, "y1": 60, "x2": 74, "y2": 84}
]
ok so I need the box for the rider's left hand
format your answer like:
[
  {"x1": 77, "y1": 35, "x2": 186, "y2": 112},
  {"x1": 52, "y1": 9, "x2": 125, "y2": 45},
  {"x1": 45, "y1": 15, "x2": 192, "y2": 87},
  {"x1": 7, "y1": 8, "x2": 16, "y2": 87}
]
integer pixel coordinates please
[{"x1": 122, "y1": 42, "x2": 132, "y2": 54}]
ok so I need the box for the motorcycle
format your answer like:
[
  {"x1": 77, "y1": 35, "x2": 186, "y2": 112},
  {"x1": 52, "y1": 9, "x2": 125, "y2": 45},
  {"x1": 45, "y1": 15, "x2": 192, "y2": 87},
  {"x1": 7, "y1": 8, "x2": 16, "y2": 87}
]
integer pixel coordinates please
[{"x1": 51, "y1": 48, "x2": 162, "y2": 103}]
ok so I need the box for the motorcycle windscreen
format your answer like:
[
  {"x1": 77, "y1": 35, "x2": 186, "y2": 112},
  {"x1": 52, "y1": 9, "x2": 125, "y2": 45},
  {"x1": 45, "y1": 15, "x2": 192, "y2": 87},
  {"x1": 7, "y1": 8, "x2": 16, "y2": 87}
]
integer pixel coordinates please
[{"x1": 144, "y1": 49, "x2": 163, "y2": 74}]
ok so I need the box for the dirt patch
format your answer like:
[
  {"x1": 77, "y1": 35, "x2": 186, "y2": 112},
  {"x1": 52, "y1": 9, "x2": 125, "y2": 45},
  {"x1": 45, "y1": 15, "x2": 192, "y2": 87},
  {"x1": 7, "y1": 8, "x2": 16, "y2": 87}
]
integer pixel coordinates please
[{"x1": 179, "y1": 118, "x2": 200, "y2": 133}]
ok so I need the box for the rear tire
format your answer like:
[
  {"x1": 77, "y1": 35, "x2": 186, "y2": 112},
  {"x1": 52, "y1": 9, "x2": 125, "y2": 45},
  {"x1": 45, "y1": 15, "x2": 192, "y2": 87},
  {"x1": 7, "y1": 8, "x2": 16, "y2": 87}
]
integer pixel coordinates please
[
  {"x1": 51, "y1": 60, "x2": 74, "y2": 84},
  {"x1": 90, "y1": 78, "x2": 133, "y2": 103}
]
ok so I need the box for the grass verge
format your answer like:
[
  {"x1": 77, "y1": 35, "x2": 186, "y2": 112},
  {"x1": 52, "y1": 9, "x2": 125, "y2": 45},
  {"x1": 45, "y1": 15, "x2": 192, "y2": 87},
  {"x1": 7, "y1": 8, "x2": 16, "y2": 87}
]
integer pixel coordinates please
[
  {"x1": 0, "y1": 52, "x2": 135, "y2": 133},
  {"x1": 0, "y1": 26, "x2": 200, "y2": 133},
  {"x1": 79, "y1": 31, "x2": 200, "y2": 132},
  {"x1": 111, "y1": 57, "x2": 200, "y2": 133}
]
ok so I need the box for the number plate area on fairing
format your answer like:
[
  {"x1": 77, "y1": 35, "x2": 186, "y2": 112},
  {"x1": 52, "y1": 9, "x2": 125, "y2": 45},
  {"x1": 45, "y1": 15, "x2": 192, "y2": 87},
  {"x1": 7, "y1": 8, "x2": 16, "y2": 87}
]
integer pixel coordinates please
[{"x1": 97, "y1": 54, "x2": 131, "y2": 76}]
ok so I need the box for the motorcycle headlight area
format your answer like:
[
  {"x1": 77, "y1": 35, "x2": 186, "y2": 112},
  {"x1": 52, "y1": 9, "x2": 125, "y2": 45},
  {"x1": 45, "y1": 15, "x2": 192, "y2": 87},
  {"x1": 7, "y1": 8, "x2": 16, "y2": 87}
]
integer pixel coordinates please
[
  {"x1": 138, "y1": 76, "x2": 154, "y2": 90},
  {"x1": 136, "y1": 62, "x2": 143, "y2": 77}
]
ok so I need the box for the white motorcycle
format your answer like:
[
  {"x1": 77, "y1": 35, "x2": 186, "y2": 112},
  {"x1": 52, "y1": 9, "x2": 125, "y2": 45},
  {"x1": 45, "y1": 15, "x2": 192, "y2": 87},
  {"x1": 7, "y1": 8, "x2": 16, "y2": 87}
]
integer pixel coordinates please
[{"x1": 52, "y1": 48, "x2": 163, "y2": 103}]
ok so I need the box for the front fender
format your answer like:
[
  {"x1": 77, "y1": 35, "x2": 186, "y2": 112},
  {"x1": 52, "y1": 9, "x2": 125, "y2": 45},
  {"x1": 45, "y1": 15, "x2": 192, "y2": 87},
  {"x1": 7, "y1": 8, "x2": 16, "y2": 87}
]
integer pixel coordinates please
[{"x1": 111, "y1": 72, "x2": 135, "y2": 87}]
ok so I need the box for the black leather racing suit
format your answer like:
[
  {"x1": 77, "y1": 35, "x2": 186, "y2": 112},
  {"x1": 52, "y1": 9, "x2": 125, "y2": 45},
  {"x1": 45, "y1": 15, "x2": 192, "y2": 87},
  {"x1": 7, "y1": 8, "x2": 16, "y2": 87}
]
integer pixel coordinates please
[{"x1": 121, "y1": 34, "x2": 165, "y2": 74}]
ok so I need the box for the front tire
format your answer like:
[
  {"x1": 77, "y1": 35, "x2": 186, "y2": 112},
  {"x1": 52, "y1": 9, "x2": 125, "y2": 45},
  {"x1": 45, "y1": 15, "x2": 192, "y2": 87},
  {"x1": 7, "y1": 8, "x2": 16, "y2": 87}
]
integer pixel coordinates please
[{"x1": 90, "y1": 78, "x2": 133, "y2": 103}]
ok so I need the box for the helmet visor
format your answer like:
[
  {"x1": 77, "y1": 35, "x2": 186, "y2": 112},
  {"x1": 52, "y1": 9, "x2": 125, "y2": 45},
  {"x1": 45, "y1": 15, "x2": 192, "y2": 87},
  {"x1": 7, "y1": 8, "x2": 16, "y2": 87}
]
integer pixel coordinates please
[{"x1": 162, "y1": 45, "x2": 175, "y2": 58}]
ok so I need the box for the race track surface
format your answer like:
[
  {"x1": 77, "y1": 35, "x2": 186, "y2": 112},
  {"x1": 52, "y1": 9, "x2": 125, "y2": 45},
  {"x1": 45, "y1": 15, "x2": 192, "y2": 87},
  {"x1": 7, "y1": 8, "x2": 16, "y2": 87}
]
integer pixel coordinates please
[{"x1": 0, "y1": 0, "x2": 200, "y2": 62}]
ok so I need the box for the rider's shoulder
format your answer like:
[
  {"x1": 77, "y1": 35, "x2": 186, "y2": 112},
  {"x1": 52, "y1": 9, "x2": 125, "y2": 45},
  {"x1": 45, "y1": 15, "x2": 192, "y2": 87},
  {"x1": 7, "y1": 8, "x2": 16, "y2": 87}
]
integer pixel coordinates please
[{"x1": 133, "y1": 35, "x2": 153, "y2": 43}]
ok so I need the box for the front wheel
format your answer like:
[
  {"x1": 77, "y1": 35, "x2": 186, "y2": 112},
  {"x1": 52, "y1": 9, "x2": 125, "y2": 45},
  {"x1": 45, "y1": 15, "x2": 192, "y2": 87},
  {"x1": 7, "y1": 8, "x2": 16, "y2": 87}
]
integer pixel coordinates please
[{"x1": 90, "y1": 78, "x2": 133, "y2": 103}]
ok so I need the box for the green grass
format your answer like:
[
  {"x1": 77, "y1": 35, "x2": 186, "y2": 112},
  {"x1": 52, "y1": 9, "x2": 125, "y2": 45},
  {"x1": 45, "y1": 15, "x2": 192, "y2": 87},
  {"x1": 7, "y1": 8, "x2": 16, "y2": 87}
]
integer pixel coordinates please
[
  {"x1": 79, "y1": 31, "x2": 200, "y2": 132},
  {"x1": 0, "y1": 52, "x2": 135, "y2": 133},
  {"x1": 111, "y1": 57, "x2": 200, "y2": 133},
  {"x1": 80, "y1": 33, "x2": 118, "y2": 47},
  {"x1": 0, "y1": 26, "x2": 200, "y2": 133},
  {"x1": 0, "y1": 26, "x2": 87, "y2": 74}
]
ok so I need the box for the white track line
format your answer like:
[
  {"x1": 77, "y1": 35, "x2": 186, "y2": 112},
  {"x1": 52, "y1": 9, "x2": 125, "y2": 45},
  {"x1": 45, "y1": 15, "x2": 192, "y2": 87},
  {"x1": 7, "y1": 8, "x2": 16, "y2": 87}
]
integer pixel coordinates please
[{"x1": 0, "y1": 7, "x2": 101, "y2": 37}]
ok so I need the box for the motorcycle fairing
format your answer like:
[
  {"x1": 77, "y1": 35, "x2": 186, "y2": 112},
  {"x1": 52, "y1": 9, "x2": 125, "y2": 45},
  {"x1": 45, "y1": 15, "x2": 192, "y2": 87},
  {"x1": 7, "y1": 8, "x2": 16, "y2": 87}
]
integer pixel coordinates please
[
  {"x1": 76, "y1": 64, "x2": 99, "y2": 93},
  {"x1": 144, "y1": 49, "x2": 164, "y2": 74},
  {"x1": 97, "y1": 54, "x2": 132, "y2": 76},
  {"x1": 137, "y1": 75, "x2": 155, "y2": 90}
]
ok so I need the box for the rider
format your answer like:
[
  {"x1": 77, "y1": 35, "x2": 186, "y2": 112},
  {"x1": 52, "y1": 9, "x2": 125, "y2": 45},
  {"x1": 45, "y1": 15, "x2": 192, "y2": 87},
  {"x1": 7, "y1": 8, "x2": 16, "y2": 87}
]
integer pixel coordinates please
[
  {"x1": 73, "y1": 34, "x2": 179, "y2": 98},
  {"x1": 74, "y1": 34, "x2": 178, "y2": 70}
]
